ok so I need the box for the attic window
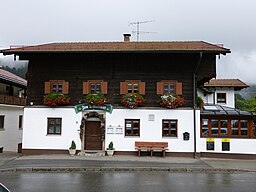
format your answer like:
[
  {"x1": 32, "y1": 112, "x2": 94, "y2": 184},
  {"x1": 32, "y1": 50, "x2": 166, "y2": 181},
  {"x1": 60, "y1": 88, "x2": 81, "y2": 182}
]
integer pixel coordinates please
[{"x1": 217, "y1": 93, "x2": 226, "y2": 104}]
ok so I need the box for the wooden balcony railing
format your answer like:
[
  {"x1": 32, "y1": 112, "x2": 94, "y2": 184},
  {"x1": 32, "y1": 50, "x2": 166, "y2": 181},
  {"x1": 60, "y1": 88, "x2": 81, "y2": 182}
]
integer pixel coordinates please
[{"x1": 0, "y1": 95, "x2": 27, "y2": 106}]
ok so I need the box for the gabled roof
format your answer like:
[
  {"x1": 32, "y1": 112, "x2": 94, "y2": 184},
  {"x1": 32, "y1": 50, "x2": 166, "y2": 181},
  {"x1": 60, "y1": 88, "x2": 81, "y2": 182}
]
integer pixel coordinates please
[
  {"x1": 0, "y1": 68, "x2": 27, "y2": 88},
  {"x1": 203, "y1": 79, "x2": 249, "y2": 91},
  {"x1": 1, "y1": 41, "x2": 230, "y2": 55}
]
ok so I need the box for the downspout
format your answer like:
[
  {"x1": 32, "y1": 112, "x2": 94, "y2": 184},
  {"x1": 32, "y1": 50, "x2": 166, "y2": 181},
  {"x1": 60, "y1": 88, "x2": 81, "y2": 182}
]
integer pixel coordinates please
[{"x1": 193, "y1": 52, "x2": 203, "y2": 158}]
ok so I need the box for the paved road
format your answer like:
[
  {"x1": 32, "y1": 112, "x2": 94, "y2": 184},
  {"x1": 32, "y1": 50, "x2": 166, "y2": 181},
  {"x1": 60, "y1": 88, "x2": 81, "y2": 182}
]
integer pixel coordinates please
[
  {"x1": 1, "y1": 172, "x2": 256, "y2": 192},
  {"x1": 0, "y1": 154, "x2": 256, "y2": 172}
]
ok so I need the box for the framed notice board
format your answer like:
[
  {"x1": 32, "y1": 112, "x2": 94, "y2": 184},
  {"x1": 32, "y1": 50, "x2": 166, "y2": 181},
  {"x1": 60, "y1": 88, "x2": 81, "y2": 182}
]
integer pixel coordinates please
[
  {"x1": 222, "y1": 138, "x2": 230, "y2": 151},
  {"x1": 206, "y1": 138, "x2": 215, "y2": 151}
]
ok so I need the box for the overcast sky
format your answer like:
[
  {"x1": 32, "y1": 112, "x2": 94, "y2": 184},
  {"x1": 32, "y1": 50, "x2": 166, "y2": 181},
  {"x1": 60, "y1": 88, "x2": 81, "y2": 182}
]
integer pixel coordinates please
[{"x1": 0, "y1": 0, "x2": 256, "y2": 84}]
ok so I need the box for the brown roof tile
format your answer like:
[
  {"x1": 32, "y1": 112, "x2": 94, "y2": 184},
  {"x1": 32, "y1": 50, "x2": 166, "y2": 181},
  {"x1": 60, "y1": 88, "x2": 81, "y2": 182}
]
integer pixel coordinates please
[
  {"x1": 0, "y1": 68, "x2": 27, "y2": 87},
  {"x1": 204, "y1": 79, "x2": 248, "y2": 88},
  {"x1": 1, "y1": 41, "x2": 230, "y2": 54}
]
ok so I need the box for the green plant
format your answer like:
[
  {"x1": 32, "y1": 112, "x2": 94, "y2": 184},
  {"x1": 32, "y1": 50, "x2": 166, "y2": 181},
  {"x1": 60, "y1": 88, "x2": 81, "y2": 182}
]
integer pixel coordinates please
[
  {"x1": 159, "y1": 94, "x2": 185, "y2": 109},
  {"x1": 196, "y1": 96, "x2": 204, "y2": 108},
  {"x1": 121, "y1": 93, "x2": 144, "y2": 109},
  {"x1": 84, "y1": 93, "x2": 108, "y2": 106},
  {"x1": 108, "y1": 141, "x2": 114, "y2": 150},
  {"x1": 69, "y1": 140, "x2": 76, "y2": 150},
  {"x1": 44, "y1": 92, "x2": 71, "y2": 107}
]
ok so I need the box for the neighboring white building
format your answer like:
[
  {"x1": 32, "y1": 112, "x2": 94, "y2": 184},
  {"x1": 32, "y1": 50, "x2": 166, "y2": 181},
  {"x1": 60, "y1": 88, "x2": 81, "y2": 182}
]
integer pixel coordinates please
[
  {"x1": 198, "y1": 78, "x2": 249, "y2": 108},
  {"x1": 0, "y1": 69, "x2": 27, "y2": 153}
]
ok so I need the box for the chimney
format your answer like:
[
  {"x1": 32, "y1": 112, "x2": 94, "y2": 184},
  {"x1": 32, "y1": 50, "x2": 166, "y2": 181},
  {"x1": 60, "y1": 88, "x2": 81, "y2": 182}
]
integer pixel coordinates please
[{"x1": 123, "y1": 34, "x2": 131, "y2": 42}]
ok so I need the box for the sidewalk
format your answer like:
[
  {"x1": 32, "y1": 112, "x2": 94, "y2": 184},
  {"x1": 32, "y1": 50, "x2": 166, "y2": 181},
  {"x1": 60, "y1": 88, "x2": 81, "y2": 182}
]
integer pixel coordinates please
[{"x1": 0, "y1": 153, "x2": 256, "y2": 172}]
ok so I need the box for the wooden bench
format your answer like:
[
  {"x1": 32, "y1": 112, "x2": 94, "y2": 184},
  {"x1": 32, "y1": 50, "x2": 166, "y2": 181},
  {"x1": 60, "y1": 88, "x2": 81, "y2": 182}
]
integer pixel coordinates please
[{"x1": 135, "y1": 141, "x2": 168, "y2": 157}]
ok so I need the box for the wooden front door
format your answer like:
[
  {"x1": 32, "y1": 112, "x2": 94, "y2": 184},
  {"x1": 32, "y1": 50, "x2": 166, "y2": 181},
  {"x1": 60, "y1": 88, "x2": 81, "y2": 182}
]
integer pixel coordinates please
[{"x1": 85, "y1": 121, "x2": 102, "y2": 150}]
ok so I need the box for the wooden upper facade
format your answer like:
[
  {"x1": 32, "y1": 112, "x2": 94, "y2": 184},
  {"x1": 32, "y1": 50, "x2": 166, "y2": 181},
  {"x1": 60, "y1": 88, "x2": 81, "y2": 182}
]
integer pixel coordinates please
[{"x1": 1, "y1": 41, "x2": 230, "y2": 107}]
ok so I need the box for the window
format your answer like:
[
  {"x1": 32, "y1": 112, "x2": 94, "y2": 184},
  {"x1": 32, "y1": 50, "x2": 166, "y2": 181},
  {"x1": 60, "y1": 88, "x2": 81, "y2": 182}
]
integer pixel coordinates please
[
  {"x1": 125, "y1": 119, "x2": 140, "y2": 136},
  {"x1": 83, "y1": 80, "x2": 108, "y2": 94},
  {"x1": 120, "y1": 81, "x2": 145, "y2": 95},
  {"x1": 162, "y1": 119, "x2": 178, "y2": 137},
  {"x1": 52, "y1": 83, "x2": 63, "y2": 93},
  {"x1": 157, "y1": 81, "x2": 182, "y2": 95},
  {"x1": 47, "y1": 118, "x2": 62, "y2": 135},
  {"x1": 6, "y1": 85, "x2": 14, "y2": 96},
  {"x1": 0, "y1": 116, "x2": 4, "y2": 129},
  {"x1": 201, "y1": 117, "x2": 252, "y2": 138},
  {"x1": 44, "y1": 80, "x2": 69, "y2": 94},
  {"x1": 202, "y1": 119, "x2": 209, "y2": 136},
  {"x1": 217, "y1": 93, "x2": 226, "y2": 104},
  {"x1": 127, "y1": 82, "x2": 139, "y2": 94},
  {"x1": 19, "y1": 115, "x2": 23, "y2": 129},
  {"x1": 163, "y1": 83, "x2": 175, "y2": 94}
]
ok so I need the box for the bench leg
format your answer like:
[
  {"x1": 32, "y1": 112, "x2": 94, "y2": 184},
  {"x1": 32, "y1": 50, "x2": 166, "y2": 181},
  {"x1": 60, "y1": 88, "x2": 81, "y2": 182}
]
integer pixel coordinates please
[
  {"x1": 150, "y1": 150, "x2": 153, "y2": 157},
  {"x1": 163, "y1": 150, "x2": 165, "y2": 157},
  {"x1": 138, "y1": 150, "x2": 141, "y2": 157}
]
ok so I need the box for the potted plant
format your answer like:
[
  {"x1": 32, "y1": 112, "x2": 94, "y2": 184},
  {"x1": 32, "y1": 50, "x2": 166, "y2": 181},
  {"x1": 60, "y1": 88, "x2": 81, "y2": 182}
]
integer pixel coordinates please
[
  {"x1": 121, "y1": 93, "x2": 144, "y2": 109},
  {"x1": 84, "y1": 93, "x2": 108, "y2": 106},
  {"x1": 196, "y1": 96, "x2": 204, "y2": 108},
  {"x1": 69, "y1": 140, "x2": 76, "y2": 156},
  {"x1": 106, "y1": 141, "x2": 115, "y2": 156},
  {"x1": 159, "y1": 94, "x2": 185, "y2": 109},
  {"x1": 44, "y1": 92, "x2": 71, "y2": 107}
]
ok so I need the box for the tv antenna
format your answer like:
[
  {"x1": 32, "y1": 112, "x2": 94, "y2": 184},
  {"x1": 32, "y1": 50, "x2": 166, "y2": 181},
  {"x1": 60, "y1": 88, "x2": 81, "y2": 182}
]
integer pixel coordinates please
[{"x1": 128, "y1": 20, "x2": 155, "y2": 42}]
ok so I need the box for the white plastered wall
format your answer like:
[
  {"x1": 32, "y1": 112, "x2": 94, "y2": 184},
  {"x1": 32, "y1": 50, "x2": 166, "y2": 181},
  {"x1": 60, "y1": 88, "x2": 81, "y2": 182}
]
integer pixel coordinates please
[
  {"x1": 198, "y1": 138, "x2": 256, "y2": 154},
  {"x1": 0, "y1": 105, "x2": 23, "y2": 152},
  {"x1": 197, "y1": 87, "x2": 235, "y2": 108},
  {"x1": 23, "y1": 107, "x2": 82, "y2": 150},
  {"x1": 105, "y1": 108, "x2": 200, "y2": 153}
]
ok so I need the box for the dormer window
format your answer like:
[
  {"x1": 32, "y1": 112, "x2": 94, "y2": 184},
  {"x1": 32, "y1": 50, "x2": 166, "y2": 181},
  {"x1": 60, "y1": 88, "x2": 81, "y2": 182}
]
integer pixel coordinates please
[{"x1": 217, "y1": 93, "x2": 226, "y2": 104}]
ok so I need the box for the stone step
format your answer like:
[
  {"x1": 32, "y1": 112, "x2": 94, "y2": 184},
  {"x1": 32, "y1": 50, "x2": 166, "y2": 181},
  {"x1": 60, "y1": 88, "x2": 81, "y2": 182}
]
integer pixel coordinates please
[{"x1": 78, "y1": 150, "x2": 105, "y2": 157}]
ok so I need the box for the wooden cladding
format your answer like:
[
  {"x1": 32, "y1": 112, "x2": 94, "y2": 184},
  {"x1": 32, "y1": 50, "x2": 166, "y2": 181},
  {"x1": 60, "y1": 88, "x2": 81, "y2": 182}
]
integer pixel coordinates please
[
  {"x1": 120, "y1": 81, "x2": 145, "y2": 95},
  {"x1": 83, "y1": 80, "x2": 108, "y2": 94},
  {"x1": 157, "y1": 81, "x2": 182, "y2": 95},
  {"x1": 44, "y1": 80, "x2": 69, "y2": 94}
]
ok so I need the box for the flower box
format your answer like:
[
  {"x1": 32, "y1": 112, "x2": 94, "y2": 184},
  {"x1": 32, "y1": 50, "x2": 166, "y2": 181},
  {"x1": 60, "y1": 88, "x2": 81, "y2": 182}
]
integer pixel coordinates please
[
  {"x1": 44, "y1": 92, "x2": 71, "y2": 107},
  {"x1": 84, "y1": 93, "x2": 108, "y2": 106},
  {"x1": 159, "y1": 94, "x2": 185, "y2": 109},
  {"x1": 121, "y1": 93, "x2": 144, "y2": 109}
]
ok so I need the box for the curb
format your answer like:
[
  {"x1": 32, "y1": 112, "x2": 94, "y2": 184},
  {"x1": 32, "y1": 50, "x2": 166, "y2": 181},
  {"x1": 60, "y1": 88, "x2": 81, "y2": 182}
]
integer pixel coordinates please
[{"x1": 0, "y1": 167, "x2": 255, "y2": 173}]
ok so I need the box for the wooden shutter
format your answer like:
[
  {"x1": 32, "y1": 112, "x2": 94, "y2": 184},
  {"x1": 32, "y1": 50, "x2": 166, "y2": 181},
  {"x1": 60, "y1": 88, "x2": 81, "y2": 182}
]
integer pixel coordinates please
[
  {"x1": 156, "y1": 82, "x2": 163, "y2": 95},
  {"x1": 101, "y1": 81, "x2": 108, "y2": 94},
  {"x1": 83, "y1": 82, "x2": 89, "y2": 94},
  {"x1": 44, "y1": 81, "x2": 51, "y2": 94},
  {"x1": 120, "y1": 82, "x2": 127, "y2": 95},
  {"x1": 175, "y1": 82, "x2": 182, "y2": 95},
  {"x1": 62, "y1": 82, "x2": 69, "y2": 94},
  {"x1": 139, "y1": 82, "x2": 145, "y2": 95}
]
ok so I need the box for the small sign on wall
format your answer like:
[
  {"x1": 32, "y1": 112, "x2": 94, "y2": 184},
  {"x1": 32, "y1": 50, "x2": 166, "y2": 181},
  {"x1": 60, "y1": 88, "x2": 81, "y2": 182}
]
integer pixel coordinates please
[
  {"x1": 183, "y1": 132, "x2": 190, "y2": 140},
  {"x1": 206, "y1": 138, "x2": 215, "y2": 151},
  {"x1": 107, "y1": 125, "x2": 123, "y2": 134},
  {"x1": 222, "y1": 138, "x2": 230, "y2": 151}
]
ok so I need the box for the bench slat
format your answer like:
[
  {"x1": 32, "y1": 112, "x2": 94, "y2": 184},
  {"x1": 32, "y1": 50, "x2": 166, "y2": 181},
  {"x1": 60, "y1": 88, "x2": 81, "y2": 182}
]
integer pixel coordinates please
[{"x1": 135, "y1": 141, "x2": 169, "y2": 157}]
